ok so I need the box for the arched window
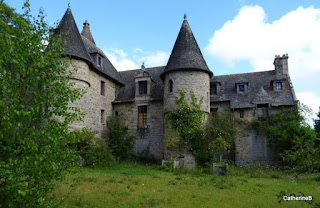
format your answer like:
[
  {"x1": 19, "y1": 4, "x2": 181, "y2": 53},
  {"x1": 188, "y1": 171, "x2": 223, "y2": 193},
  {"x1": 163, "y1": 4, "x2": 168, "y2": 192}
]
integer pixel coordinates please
[{"x1": 169, "y1": 80, "x2": 173, "y2": 93}]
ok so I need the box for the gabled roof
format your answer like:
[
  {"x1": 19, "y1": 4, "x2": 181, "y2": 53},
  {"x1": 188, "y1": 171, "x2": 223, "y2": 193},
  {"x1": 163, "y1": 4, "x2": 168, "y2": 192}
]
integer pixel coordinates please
[
  {"x1": 114, "y1": 67, "x2": 165, "y2": 102},
  {"x1": 210, "y1": 70, "x2": 296, "y2": 108},
  {"x1": 54, "y1": 7, "x2": 91, "y2": 62},
  {"x1": 81, "y1": 20, "x2": 96, "y2": 45},
  {"x1": 161, "y1": 16, "x2": 213, "y2": 79}
]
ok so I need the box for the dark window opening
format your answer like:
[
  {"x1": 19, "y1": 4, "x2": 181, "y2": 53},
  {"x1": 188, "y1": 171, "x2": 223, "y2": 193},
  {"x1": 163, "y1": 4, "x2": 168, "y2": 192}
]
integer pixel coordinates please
[
  {"x1": 98, "y1": 56, "x2": 102, "y2": 66},
  {"x1": 276, "y1": 81, "x2": 282, "y2": 90},
  {"x1": 101, "y1": 81, "x2": 105, "y2": 96},
  {"x1": 139, "y1": 81, "x2": 147, "y2": 95},
  {"x1": 238, "y1": 84, "x2": 245, "y2": 92},
  {"x1": 211, "y1": 84, "x2": 217, "y2": 95},
  {"x1": 115, "y1": 111, "x2": 119, "y2": 116},
  {"x1": 101, "y1": 109, "x2": 105, "y2": 124},
  {"x1": 169, "y1": 80, "x2": 173, "y2": 93},
  {"x1": 257, "y1": 104, "x2": 269, "y2": 116},
  {"x1": 138, "y1": 106, "x2": 147, "y2": 127},
  {"x1": 240, "y1": 109, "x2": 244, "y2": 118}
]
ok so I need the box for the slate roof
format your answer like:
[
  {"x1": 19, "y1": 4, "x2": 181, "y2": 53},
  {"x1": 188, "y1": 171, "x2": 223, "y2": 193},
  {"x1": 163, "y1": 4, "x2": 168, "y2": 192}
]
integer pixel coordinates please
[
  {"x1": 210, "y1": 70, "x2": 296, "y2": 109},
  {"x1": 54, "y1": 7, "x2": 123, "y2": 85},
  {"x1": 114, "y1": 67, "x2": 165, "y2": 102},
  {"x1": 161, "y1": 18, "x2": 213, "y2": 79},
  {"x1": 81, "y1": 20, "x2": 96, "y2": 45},
  {"x1": 54, "y1": 7, "x2": 92, "y2": 62}
]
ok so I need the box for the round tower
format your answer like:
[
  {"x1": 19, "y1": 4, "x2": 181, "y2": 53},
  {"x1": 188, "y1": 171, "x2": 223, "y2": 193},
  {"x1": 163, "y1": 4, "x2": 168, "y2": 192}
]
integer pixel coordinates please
[
  {"x1": 161, "y1": 15, "x2": 213, "y2": 114},
  {"x1": 161, "y1": 15, "x2": 213, "y2": 168}
]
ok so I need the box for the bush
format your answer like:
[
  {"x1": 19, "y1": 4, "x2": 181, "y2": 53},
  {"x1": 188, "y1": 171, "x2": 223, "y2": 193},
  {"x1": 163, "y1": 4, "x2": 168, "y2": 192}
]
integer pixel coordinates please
[
  {"x1": 106, "y1": 115, "x2": 135, "y2": 160},
  {"x1": 250, "y1": 103, "x2": 320, "y2": 172},
  {"x1": 73, "y1": 128, "x2": 114, "y2": 167}
]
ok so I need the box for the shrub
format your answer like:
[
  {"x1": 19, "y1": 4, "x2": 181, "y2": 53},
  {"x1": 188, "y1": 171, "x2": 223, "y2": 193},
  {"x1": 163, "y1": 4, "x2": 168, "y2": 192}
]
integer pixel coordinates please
[
  {"x1": 73, "y1": 128, "x2": 114, "y2": 167},
  {"x1": 106, "y1": 115, "x2": 135, "y2": 160}
]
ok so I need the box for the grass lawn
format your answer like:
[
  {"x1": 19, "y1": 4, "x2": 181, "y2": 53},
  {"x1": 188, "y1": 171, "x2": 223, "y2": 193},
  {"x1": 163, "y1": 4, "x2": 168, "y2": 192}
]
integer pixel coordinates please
[{"x1": 52, "y1": 162, "x2": 320, "y2": 208}]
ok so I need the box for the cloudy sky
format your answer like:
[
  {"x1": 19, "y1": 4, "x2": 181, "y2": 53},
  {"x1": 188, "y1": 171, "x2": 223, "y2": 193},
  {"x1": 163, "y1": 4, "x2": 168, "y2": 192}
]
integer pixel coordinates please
[{"x1": 8, "y1": 0, "x2": 320, "y2": 121}]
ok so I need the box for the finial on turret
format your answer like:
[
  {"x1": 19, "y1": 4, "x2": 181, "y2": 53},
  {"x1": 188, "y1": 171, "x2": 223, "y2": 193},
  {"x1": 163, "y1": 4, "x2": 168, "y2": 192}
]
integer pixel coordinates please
[
  {"x1": 141, "y1": 62, "x2": 145, "y2": 70},
  {"x1": 68, "y1": 3, "x2": 70, "y2": 9},
  {"x1": 83, "y1": 20, "x2": 89, "y2": 27},
  {"x1": 184, "y1": 14, "x2": 187, "y2": 20}
]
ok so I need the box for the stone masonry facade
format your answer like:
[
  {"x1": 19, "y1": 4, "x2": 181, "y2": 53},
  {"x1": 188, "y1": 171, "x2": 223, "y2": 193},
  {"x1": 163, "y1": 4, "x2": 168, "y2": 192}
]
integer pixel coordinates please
[{"x1": 55, "y1": 7, "x2": 296, "y2": 167}]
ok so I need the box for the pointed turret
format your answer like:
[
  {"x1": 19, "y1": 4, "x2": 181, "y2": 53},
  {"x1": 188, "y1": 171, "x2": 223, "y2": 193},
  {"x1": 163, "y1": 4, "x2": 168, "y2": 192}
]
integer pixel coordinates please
[
  {"x1": 81, "y1": 20, "x2": 96, "y2": 45},
  {"x1": 161, "y1": 15, "x2": 213, "y2": 79},
  {"x1": 54, "y1": 6, "x2": 91, "y2": 62}
]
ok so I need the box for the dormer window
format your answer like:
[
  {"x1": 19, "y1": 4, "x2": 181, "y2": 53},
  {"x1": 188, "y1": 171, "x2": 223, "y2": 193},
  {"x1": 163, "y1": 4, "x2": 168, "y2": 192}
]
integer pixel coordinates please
[
  {"x1": 169, "y1": 80, "x2": 173, "y2": 93},
  {"x1": 272, "y1": 80, "x2": 285, "y2": 91},
  {"x1": 97, "y1": 56, "x2": 102, "y2": 67},
  {"x1": 211, "y1": 84, "x2": 217, "y2": 95},
  {"x1": 276, "y1": 81, "x2": 282, "y2": 90},
  {"x1": 139, "y1": 81, "x2": 147, "y2": 95},
  {"x1": 238, "y1": 84, "x2": 245, "y2": 92},
  {"x1": 236, "y1": 83, "x2": 248, "y2": 93}
]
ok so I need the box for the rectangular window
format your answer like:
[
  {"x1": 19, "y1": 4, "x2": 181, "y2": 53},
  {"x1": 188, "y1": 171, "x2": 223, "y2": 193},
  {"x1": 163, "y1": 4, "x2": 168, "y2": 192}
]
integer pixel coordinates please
[
  {"x1": 101, "y1": 81, "x2": 105, "y2": 96},
  {"x1": 98, "y1": 56, "x2": 102, "y2": 66},
  {"x1": 211, "y1": 84, "x2": 217, "y2": 95},
  {"x1": 276, "y1": 81, "x2": 282, "y2": 90},
  {"x1": 139, "y1": 81, "x2": 147, "y2": 95},
  {"x1": 238, "y1": 84, "x2": 245, "y2": 92},
  {"x1": 169, "y1": 80, "x2": 173, "y2": 93},
  {"x1": 101, "y1": 109, "x2": 105, "y2": 124},
  {"x1": 257, "y1": 104, "x2": 269, "y2": 116},
  {"x1": 240, "y1": 109, "x2": 244, "y2": 118},
  {"x1": 138, "y1": 106, "x2": 147, "y2": 127}
]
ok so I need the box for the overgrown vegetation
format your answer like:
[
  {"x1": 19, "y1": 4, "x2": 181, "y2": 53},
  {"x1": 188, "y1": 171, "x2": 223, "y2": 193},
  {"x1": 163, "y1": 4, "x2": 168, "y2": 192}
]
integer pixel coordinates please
[
  {"x1": 73, "y1": 128, "x2": 114, "y2": 167},
  {"x1": 106, "y1": 115, "x2": 135, "y2": 160},
  {"x1": 314, "y1": 107, "x2": 320, "y2": 139},
  {"x1": 250, "y1": 103, "x2": 320, "y2": 172},
  {"x1": 0, "y1": 1, "x2": 84, "y2": 207},
  {"x1": 165, "y1": 91, "x2": 238, "y2": 168}
]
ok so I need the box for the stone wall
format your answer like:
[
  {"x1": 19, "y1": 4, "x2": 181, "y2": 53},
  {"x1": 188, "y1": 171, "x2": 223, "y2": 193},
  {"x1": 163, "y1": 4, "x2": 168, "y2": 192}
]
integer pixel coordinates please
[
  {"x1": 68, "y1": 59, "x2": 116, "y2": 138},
  {"x1": 163, "y1": 71, "x2": 210, "y2": 113},
  {"x1": 113, "y1": 100, "x2": 165, "y2": 160}
]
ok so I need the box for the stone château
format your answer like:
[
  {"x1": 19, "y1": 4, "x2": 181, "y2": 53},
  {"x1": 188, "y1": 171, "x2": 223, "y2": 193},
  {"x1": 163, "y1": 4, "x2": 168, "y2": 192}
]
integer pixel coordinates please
[{"x1": 54, "y1": 6, "x2": 296, "y2": 167}]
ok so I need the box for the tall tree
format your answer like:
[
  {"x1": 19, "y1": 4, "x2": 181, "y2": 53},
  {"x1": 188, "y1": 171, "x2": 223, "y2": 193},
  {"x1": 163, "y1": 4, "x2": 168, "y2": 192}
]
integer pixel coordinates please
[
  {"x1": 0, "y1": 1, "x2": 84, "y2": 207},
  {"x1": 315, "y1": 107, "x2": 320, "y2": 138}
]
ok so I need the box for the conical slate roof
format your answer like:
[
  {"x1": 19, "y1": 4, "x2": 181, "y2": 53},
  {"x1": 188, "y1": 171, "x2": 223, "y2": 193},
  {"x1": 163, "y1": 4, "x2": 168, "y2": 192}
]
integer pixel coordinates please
[
  {"x1": 54, "y1": 7, "x2": 91, "y2": 62},
  {"x1": 81, "y1": 20, "x2": 96, "y2": 45},
  {"x1": 161, "y1": 17, "x2": 213, "y2": 79}
]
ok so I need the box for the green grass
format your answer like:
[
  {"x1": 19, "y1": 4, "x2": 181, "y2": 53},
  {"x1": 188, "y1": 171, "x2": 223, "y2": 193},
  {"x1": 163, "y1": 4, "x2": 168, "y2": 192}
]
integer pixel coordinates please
[{"x1": 51, "y1": 163, "x2": 320, "y2": 208}]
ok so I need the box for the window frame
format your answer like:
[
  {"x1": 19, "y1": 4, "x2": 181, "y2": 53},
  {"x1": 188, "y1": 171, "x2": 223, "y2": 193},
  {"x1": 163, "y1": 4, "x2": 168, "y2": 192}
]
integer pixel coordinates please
[
  {"x1": 138, "y1": 81, "x2": 148, "y2": 95},
  {"x1": 169, "y1": 80, "x2": 173, "y2": 93},
  {"x1": 97, "y1": 55, "x2": 102, "y2": 67},
  {"x1": 276, "y1": 81, "x2": 282, "y2": 90},
  {"x1": 138, "y1": 105, "x2": 148, "y2": 127},
  {"x1": 100, "y1": 81, "x2": 105, "y2": 96},
  {"x1": 101, "y1": 109, "x2": 105, "y2": 124}
]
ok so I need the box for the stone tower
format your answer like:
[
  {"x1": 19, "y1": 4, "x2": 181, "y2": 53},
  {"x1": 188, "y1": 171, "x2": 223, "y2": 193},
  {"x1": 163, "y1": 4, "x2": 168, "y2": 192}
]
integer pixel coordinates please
[
  {"x1": 161, "y1": 15, "x2": 213, "y2": 113},
  {"x1": 161, "y1": 15, "x2": 213, "y2": 167}
]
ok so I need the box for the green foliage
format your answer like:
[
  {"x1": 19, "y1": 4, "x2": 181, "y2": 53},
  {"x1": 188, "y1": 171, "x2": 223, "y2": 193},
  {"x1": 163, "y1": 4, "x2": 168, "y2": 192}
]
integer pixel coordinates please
[
  {"x1": 0, "y1": 2, "x2": 84, "y2": 207},
  {"x1": 106, "y1": 115, "x2": 135, "y2": 160},
  {"x1": 314, "y1": 107, "x2": 320, "y2": 138},
  {"x1": 250, "y1": 104, "x2": 320, "y2": 172},
  {"x1": 73, "y1": 128, "x2": 114, "y2": 167},
  {"x1": 165, "y1": 91, "x2": 238, "y2": 168}
]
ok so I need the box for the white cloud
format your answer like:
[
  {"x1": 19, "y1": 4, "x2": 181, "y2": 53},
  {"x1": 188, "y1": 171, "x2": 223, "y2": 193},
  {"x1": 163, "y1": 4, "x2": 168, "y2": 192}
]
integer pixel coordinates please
[
  {"x1": 103, "y1": 48, "x2": 169, "y2": 71},
  {"x1": 205, "y1": 5, "x2": 320, "y2": 122},
  {"x1": 103, "y1": 48, "x2": 138, "y2": 71}
]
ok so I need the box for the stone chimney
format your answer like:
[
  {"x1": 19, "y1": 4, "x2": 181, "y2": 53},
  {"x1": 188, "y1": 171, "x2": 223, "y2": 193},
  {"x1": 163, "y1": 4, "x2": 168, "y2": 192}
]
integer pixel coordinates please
[{"x1": 274, "y1": 54, "x2": 289, "y2": 75}]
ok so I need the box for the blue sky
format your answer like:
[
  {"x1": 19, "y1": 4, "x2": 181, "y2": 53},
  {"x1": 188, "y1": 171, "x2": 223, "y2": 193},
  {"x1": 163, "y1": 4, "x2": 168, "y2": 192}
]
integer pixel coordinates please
[{"x1": 7, "y1": 0, "x2": 320, "y2": 120}]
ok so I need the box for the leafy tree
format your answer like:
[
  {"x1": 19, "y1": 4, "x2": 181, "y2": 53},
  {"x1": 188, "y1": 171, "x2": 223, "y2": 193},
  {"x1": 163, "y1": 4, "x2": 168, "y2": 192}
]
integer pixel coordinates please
[
  {"x1": 165, "y1": 91, "x2": 238, "y2": 167},
  {"x1": 250, "y1": 104, "x2": 319, "y2": 172},
  {"x1": 106, "y1": 115, "x2": 135, "y2": 160},
  {"x1": 314, "y1": 107, "x2": 320, "y2": 138},
  {"x1": 0, "y1": 1, "x2": 84, "y2": 207}
]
